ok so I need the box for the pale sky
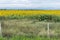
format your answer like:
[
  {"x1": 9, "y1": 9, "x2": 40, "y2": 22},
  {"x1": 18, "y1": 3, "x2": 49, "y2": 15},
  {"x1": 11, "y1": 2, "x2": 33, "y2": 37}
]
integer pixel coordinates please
[{"x1": 0, "y1": 0, "x2": 60, "y2": 9}]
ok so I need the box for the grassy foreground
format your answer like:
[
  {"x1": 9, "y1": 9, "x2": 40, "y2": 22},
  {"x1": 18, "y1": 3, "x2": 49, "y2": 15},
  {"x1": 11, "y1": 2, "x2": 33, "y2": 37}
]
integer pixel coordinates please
[
  {"x1": 0, "y1": 36, "x2": 60, "y2": 40},
  {"x1": 1, "y1": 19, "x2": 60, "y2": 40}
]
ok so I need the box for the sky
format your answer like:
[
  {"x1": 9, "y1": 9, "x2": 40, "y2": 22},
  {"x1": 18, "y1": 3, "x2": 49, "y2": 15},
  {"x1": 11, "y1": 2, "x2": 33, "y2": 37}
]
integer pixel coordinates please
[{"x1": 0, "y1": 0, "x2": 60, "y2": 9}]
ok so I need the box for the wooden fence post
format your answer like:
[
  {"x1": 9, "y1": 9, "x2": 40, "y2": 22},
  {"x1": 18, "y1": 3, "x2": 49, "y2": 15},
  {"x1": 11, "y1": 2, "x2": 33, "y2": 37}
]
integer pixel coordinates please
[
  {"x1": 0, "y1": 22, "x2": 2, "y2": 36},
  {"x1": 47, "y1": 23, "x2": 50, "y2": 38}
]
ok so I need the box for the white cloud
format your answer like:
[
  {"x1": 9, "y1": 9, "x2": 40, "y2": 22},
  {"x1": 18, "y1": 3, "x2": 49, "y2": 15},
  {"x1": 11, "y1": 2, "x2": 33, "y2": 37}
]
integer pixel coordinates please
[
  {"x1": 0, "y1": 0, "x2": 31, "y2": 4},
  {"x1": 0, "y1": 0, "x2": 60, "y2": 9}
]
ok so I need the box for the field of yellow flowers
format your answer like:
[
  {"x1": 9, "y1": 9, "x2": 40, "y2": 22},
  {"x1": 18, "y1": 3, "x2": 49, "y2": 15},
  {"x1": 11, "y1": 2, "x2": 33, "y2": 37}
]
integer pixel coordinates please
[{"x1": 0, "y1": 10, "x2": 60, "y2": 16}]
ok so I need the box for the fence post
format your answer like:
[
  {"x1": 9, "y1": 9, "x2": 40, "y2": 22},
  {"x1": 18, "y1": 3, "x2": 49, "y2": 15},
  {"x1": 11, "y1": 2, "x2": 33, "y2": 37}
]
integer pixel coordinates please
[
  {"x1": 0, "y1": 22, "x2": 2, "y2": 36},
  {"x1": 47, "y1": 23, "x2": 50, "y2": 38}
]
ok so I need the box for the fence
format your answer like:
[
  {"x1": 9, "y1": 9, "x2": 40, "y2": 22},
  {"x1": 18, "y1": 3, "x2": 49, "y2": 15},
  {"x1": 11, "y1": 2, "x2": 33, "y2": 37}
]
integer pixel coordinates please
[{"x1": 0, "y1": 20, "x2": 60, "y2": 38}]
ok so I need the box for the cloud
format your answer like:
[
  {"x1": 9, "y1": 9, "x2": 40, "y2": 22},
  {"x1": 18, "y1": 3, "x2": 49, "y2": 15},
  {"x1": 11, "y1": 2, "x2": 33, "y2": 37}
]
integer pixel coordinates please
[
  {"x1": 0, "y1": 0, "x2": 60, "y2": 9},
  {"x1": 0, "y1": 0, "x2": 31, "y2": 4}
]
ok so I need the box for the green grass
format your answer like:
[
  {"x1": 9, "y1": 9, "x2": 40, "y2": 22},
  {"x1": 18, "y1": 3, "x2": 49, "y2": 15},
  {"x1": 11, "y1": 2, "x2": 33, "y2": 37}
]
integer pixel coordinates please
[
  {"x1": 0, "y1": 14, "x2": 60, "y2": 22},
  {"x1": 0, "y1": 36, "x2": 60, "y2": 40}
]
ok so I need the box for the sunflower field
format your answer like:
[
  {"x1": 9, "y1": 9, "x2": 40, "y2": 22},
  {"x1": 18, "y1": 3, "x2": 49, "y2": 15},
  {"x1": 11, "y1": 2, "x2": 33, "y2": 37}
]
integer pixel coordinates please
[
  {"x1": 0, "y1": 10, "x2": 60, "y2": 22},
  {"x1": 0, "y1": 10, "x2": 60, "y2": 16}
]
